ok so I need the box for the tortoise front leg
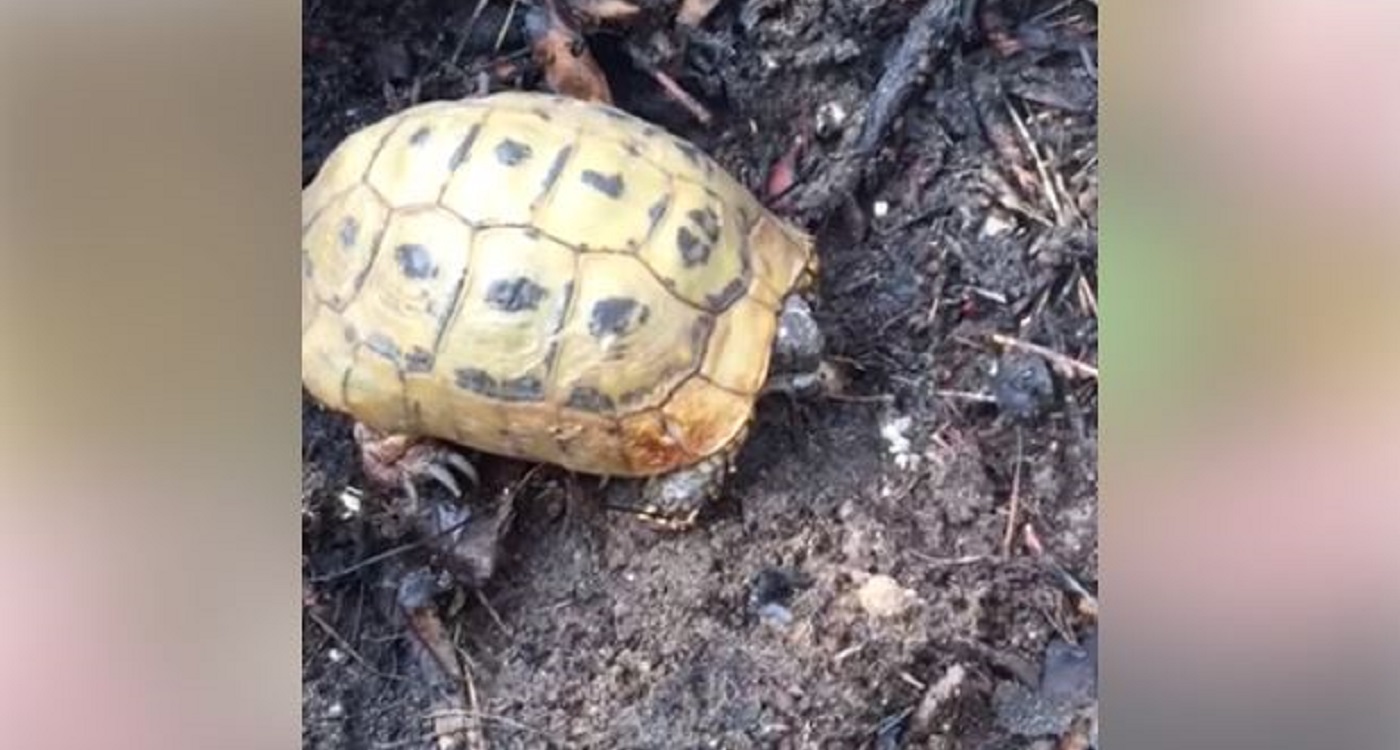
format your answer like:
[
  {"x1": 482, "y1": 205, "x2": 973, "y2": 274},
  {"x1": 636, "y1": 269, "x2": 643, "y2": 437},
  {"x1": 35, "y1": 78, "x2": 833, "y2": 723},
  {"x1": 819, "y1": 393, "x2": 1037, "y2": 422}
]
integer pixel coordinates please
[{"x1": 352, "y1": 422, "x2": 479, "y2": 506}]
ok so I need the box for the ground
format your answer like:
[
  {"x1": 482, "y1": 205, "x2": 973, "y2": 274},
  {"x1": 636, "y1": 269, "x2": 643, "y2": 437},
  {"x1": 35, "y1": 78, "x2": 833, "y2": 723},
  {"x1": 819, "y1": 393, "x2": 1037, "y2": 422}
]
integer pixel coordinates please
[{"x1": 301, "y1": 0, "x2": 1098, "y2": 747}]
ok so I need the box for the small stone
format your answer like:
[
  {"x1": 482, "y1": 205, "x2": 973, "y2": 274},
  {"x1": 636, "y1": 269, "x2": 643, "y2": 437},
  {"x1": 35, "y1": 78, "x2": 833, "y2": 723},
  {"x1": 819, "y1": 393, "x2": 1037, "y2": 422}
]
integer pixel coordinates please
[
  {"x1": 815, "y1": 101, "x2": 848, "y2": 139},
  {"x1": 981, "y1": 209, "x2": 1016, "y2": 238},
  {"x1": 857, "y1": 574, "x2": 914, "y2": 618},
  {"x1": 758, "y1": 602, "x2": 794, "y2": 626},
  {"x1": 991, "y1": 352, "x2": 1056, "y2": 421},
  {"x1": 872, "y1": 200, "x2": 890, "y2": 218}
]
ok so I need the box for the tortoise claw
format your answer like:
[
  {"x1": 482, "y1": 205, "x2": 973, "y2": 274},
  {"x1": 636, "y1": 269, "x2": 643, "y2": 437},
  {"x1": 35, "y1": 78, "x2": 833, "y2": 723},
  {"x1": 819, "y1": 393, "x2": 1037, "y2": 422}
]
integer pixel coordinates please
[
  {"x1": 443, "y1": 453, "x2": 480, "y2": 489},
  {"x1": 425, "y1": 462, "x2": 464, "y2": 498},
  {"x1": 354, "y1": 423, "x2": 479, "y2": 502}
]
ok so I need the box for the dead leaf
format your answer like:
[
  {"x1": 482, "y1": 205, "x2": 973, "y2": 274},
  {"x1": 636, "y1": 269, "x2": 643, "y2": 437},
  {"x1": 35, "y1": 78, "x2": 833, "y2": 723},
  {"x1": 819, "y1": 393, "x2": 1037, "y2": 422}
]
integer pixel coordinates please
[
  {"x1": 525, "y1": 1, "x2": 613, "y2": 104},
  {"x1": 677, "y1": 0, "x2": 724, "y2": 27}
]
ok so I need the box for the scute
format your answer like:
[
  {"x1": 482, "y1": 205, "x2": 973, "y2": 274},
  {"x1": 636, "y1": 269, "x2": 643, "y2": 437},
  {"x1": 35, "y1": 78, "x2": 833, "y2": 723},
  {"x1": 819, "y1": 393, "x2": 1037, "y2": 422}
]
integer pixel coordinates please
[
  {"x1": 531, "y1": 132, "x2": 672, "y2": 251},
  {"x1": 660, "y1": 376, "x2": 753, "y2": 459},
  {"x1": 303, "y1": 114, "x2": 400, "y2": 230},
  {"x1": 367, "y1": 103, "x2": 491, "y2": 207},
  {"x1": 700, "y1": 294, "x2": 778, "y2": 395},
  {"x1": 636, "y1": 176, "x2": 751, "y2": 312},
  {"x1": 550, "y1": 253, "x2": 710, "y2": 417},
  {"x1": 344, "y1": 207, "x2": 476, "y2": 371},
  {"x1": 429, "y1": 227, "x2": 576, "y2": 405},
  {"x1": 303, "y1": 184, "x2": 390, "y2": 312},
  {"x1": 439, "y1": 107, "x2": 574, "y2": 226}
]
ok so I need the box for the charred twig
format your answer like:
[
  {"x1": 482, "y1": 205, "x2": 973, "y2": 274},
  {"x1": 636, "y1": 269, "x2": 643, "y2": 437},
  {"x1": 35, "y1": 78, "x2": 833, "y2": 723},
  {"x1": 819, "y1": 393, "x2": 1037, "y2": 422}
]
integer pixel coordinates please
[
  {"x1": 793, "y1": 0, "x2": 963, "y2": 214},
  {"x1": 989, "y1": 333, "x2": 1098, "y2": 380},
  {"x1": 855, "y1": 0, "x2": 962, "y2": 155}
]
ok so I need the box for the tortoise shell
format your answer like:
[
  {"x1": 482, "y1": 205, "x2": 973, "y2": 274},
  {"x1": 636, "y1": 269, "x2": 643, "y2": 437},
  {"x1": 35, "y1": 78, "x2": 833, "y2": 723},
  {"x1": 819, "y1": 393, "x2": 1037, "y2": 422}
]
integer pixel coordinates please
[{"x1": 302, "y1": 91, "x2": 817, "y2": 478}]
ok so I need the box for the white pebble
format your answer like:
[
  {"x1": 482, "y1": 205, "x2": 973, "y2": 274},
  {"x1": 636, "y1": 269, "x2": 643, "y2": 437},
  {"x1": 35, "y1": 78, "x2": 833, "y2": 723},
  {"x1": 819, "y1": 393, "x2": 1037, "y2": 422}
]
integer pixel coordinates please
[
  {"x1": 872, "y1": 200, "x2": 890, "y2": 218},
  {"x1": 857, "y1": 574, "x2": 915, "y2": 618},
  {"x1": 337, "y1": 487, "x2": 363, "y2": 518}
]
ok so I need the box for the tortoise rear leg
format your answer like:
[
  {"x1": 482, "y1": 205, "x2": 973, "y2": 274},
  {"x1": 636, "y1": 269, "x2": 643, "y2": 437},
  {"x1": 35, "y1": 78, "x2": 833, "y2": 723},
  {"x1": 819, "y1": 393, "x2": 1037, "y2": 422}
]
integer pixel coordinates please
[
  {"x1": 353, "y1": 423, "x2": 479, "y2": 505},
  {"x1": 636, "y1": 449, "x2": 734, "y2": 530}
]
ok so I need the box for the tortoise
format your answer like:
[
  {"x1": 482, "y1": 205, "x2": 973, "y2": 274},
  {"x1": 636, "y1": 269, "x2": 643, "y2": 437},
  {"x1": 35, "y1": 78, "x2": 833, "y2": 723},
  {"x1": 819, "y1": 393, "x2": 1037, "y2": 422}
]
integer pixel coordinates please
[{"x1": 302, "y1": 91, "x2": 826, "y2": 528}]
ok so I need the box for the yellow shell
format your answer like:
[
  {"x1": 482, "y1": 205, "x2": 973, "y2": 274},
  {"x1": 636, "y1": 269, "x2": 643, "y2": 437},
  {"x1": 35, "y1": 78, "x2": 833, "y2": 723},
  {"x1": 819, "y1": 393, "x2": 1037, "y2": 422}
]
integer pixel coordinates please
[{"x1": 302, "y1": 91, "x2": 817, "y2": 477}]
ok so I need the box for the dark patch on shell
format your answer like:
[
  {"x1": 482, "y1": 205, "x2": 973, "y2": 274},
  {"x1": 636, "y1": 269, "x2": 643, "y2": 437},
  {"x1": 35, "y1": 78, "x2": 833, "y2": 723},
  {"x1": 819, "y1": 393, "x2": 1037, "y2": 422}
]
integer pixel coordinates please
[
  {"x1": 408, "y1": 126, "x2": 431, "y2": 146},
  {"x1": 677, "y1": 227, "x2": 710, "y2": 267},
  {"x1": 497, "y1": 375, "x2": 545, "y2": 402},
  {"x1": 449, "y1": 124, "x2": 481, "y2": 171},
  {"x1": 365, "y1": 332, "x2": 401, "y2": 363},
  {"x1": 566, "y1": 386, "x2": 615, "y2": 413},
  {"x1": 589, "y1": 297, "x2": 649, "y2": 338},
  {"x1": 343, "y1": 323, "x2": 358, "y2": 344},
  {"x1": 674, "y1": 140, "x2": 703, "y2": 165},
  {"x1": 395, "y1": 243, "x2": 436, "y2": 279},
  {"x1": 338, "y1": 215, "x2": 359, "y2": 249},
  {"x1": 485, "y1": 276, "x2": 547, "y2": 312},
  {"x1": 405, "y1": 347, "x2": 434, "y2": 373},
  {"x1": 705, "y1": 277, "x2": 748, "y2": 311},
  {"x1": 454, "y1": 367, "x2": 544, "y2": 402},
  {"x1": 540, "y1": 145, "x2": 573, "y2": 197},
  {"x1": 647, "y1": 196, "x2": 669, "y2": 230},
  {"x1": 494, "y1": 138, "x2": 532, "y2": 166},
  {"x1": 618, "y1": 387, "x2": 657, "y2": 409},
  {"x1": 690, "y1": 314, "x2": 715, "y2": 351},
  {"x1": 581, "y1": 169, "x2": 624, "y2": 199},
  {"x1": 688, "y1": 207, "x2": 721, "y2": 242},
  {"x1": 302, "y1": 249, "x2": 314, "y2": 279},
  {"x1": 455, "y1": 368, "x2": 496, "y2": 395}
]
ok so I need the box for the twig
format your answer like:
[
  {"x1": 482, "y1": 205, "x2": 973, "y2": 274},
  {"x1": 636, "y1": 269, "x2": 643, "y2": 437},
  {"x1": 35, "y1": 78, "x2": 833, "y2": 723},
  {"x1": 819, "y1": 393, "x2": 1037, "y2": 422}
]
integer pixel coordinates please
[
  {"x1": 1023, "y1": 524, "x2": 1099, "y2": 619},
  {"x1": 935, "y1": 389, "x2": 997, "y2": 404},
  {"x1": 448, "y1": 0, "x2": 492, "y2": 68},
  {"x1": 460, "y1": 655, "x2": 487, "y2": 750},
  {"x1": 1076, "y1": 272, "x2": 1098, "y2": 317},
  {"x1": 648, "y1": 67, "x2": 713, "y2": 125},
  {"x1": 425, "y1": 708, "x2": 570, "y2": 746},
  {"x1": 306, "y1": 607, "x2": 410, "y2": 682},
  {"x1": 1000, "y1": 428, "x2": 1024, "y2": 556},
  {"x1": 989, "y1": 333, "x2": 1098, "y2": 380},
  {"x1": 907, "y1": 551, "x2": 997, "y2": 567},
  {"x1": 495, "y1": 0, "x2": 519, "y2": 53},
  {"x1": 473, "y1": 588, "x2": 512, "y2": 637},
  {"x1": 1005, "y1": 98, "x2": 1066, "y2": 225},
  {"x1": 308, "y1": 511, "x2": 474, "y2": 583}
]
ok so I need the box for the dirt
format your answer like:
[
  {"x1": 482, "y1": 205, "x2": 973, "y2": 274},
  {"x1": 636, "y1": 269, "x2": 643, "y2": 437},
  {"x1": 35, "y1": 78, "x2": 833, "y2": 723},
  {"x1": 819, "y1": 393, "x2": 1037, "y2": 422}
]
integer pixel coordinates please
[{"x1": 301, "y1": 0, "x2": 1099, "y2": 747}]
